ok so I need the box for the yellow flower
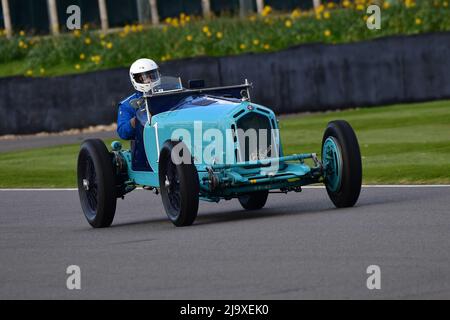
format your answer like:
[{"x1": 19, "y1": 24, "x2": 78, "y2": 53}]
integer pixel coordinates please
[
  {"x1": 137, "y1": 24, "x2": 143, "y2": 32},
  {"x1": 18, "y1": 40, "x2": 25, "y2": 48},
  {"x1": 240, "y1": 43, "x2": 246, "y2": 50},
  {"x1": 263, "y1": 44, "x2": 270, "y2": 50},
  {"x1": 202, "y1": 26, "x2": 209, "y2": 33},
  {"x1": 356, "y1": 4, "x2": 365, "y2": 11},
  {"x1": 161, "y1": 54, "x2": 171, "y2": 62},
  {"x1": 285, "y1": 20, "x2": 292, "y2": 28},
  {"x1": 327, "y1": 2, "x2": 335, "y2": 9},
  {"x1": 80, "y1": 53, "x2": 86, "y2": 60},
  {"x1": 83, "y1": 23, "x2": 89, "y2": 31},
  {"x1": 84, "y1": 38, "x2": 91, "y2": 45},
  {"x1": 106, "y1": 42, "x2": 113, "y2": 49},
  {"x1": 261, "y1": 6, "x2": 272, "y2": 17},
  {"x1": 415, "y1": 18, "x2": 422, "y2": 25},
  {"x1": 75, "y1": 64, "x2": 81, "y2": 70},
  {"x1": 343, "y1": 0, "x2": 351, "y2": 8},
  {"x1": 206, "y1": 32, "x2": 212, "y2": 38},
  {"x1": 99, "y1": 33, "x2": 106, "y2": 39},
  {"x1": 40, "y1": 68, "x2": 45, "y2": 74},
  {"x1": 443, "y1": 1, "x2": 448, "y2": 7},
  {"x1": 405, "y1": 0, "x2": 416, "y2": 8},
  {"x1": 165, "y1": 17, "x2": 172, "y2": 24},
  {"x1": 315, "y1": 4, "x2": 325, "y2": 14},
  {"x1": 323, "y1": 11, "x2": 331, "y2": 19},
  {"x1": 19, "y1": 30, "x2": 25, "y2": 36},
  {"x1": 216, "y1": 32, "x2": 223, "y2": 39},
  {"x1": 315, "y1": 13, "x2": 322, "y2": 20},
  {"x1": 73, "y1": 29, "x2": 81, "y2": 37},
  {"x1": 249, "y1": 15, "x2": 257, "y2": 22},
  {"x1": 383, "y1": 2, "x2": 391, "y2": 9},
  {"x1": 324, "y1": 29, "x2": 331, "y2": 37},
  {"x1": 26, "y1": 69, "x2": 33, "y2": 76},
  {"x1": 291, "y1": 9, "x2": 301, "y2": 19},
  {"x1": 186, "y1": 35, "x2": 193, "y2": 41},
  {"x1": 253, "y1": 39, "x2": 260, "y2": 46},
  {"x1": 90, "y1": 55, "x2": 102, "y2": 65}
]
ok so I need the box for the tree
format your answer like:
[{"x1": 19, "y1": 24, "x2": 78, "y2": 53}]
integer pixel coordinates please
[
  {"x1": 256, "y1": 0, "x2": 264, "y2": 15},
  {"x1": 201, "y1": 0, "x2": 211, "y2": 19},
  {"x1": 1, "y1": 0, "x2": 12, "y2": 38},
  {"x1": 47, "y1": 0, "x2": 59, "y2": 35},
  {"x1": 149, "y1": 0, "x2": 159, "y2": 25},
  {"x1": 313, "y1": 0, "x2": 322, "y2": 9},
  {"x1": 98, "y1": 0, "x2": 109, "y2": 32}
]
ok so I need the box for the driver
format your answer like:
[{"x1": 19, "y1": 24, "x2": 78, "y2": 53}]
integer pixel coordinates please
[{"x1": 117, "y1": 58, "x2": 161, "y2": 140}]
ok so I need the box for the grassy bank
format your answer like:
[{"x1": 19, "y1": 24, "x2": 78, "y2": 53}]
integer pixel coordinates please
[
  {"x1": 0, "y1": 0, "x2": 449, "y2": 78},
  {"x1": 0, "y1": 100, "x2": 449, "y2": 188}
]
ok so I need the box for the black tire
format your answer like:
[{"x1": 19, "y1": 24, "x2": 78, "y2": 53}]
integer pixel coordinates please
[
  {"x1": 238, "y1": 190, "x2": 269, "y2": 210},
  {"x1": 158, "y1": 140, "x2": 199, "y2": 227},
  {"x1": 322, "y1": 120, "x2": 362, "y2": 208},
  {"x1": 77, "y1": 139, "x2": 117, "y2": 228}
]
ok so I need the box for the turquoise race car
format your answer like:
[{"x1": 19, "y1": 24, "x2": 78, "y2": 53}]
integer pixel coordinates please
[{"x1": 77, "y1": 77, "x2": 362, "y2": 228}]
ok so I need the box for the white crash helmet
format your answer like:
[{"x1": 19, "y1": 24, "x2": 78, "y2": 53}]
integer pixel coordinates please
[{"x1": 129, "y1": 58, "x2": 161, "y2": 93}]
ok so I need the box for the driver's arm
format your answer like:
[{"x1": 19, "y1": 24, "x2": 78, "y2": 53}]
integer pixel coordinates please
[{"x1": 117, "y1": 102, "x2": 136, "y2": 140}]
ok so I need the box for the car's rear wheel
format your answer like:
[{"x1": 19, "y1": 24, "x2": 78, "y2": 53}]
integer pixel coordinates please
[
  {"x1": 159, "y1": 140, "x2": 199, "y2": 227},
  {"x1": 77, "y1": 139, "x2": 117, "y2": 228},
  {"x1": 238, "y1": 190, "x2": 269, "y2": 210},
  {"x1": 321, "y1": 120, "x2": 362, "y2": 208}
]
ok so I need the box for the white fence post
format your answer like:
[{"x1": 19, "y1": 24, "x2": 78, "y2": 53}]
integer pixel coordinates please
[
  {"x1": 313, "y1": 0, "x2": 321, "y2": 9},
  {"x1": 201, "y1": 0, "x2": 211, "y2": 19},
  {"x1": 256, "y1": 0, "x2": 264, "y2": 15},
  {"x1": 98, "y1": 0, "x2": 109, "y2": 31},
  {"x1": 148, "y1": 0, "x2": 159, "y2": 25},
  {"x1": 47, "y1": 0, "x2": 59, "y2": 35},
  {"x1": 1, "y1": 0, "x2": 12, "y2": 38}
]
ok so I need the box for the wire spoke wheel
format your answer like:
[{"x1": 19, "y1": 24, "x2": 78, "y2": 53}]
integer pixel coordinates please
[
  {"x1": 159, "y1": 140, "x2": 199, "y2": 227},
  {"x1": 84, "y1": 155, "x2": 99, "y2": 212},
  {"x1": 77, "y1": 139, "x2": 117, "y2": 228},
  {"x1": 166, "y1": 161, "x2": 181, "y2": 214}
]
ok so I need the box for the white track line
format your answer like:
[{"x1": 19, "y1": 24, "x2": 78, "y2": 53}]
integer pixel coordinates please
[{"x1": 0, "y1": 185, "x2": 449, "y2": 191}]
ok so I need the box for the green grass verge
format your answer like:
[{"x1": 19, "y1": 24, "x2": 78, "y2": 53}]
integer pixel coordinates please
[{"x1": 0, "y1": 100, "x2": 449, "y2": 188}]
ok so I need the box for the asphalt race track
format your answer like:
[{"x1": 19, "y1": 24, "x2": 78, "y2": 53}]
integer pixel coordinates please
[{"x1": 1, "y1": 186, "x2": 449, "y2": 299}]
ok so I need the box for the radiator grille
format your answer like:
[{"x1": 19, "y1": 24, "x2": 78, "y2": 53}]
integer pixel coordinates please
[{"x1": 235, "y1": 112, "x2": 273, "y2": 162}]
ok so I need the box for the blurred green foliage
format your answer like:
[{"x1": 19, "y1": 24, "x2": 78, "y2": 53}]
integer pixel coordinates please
[{"x1": 0, "y1": 0, "x2": 449, "y2": 77}]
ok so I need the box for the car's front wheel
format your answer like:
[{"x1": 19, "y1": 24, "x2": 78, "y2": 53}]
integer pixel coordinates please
[
  {"x1": 158, "y1": 140, "x2": 199, "y2": 227},
  {"x1": 77, "y1": 139, "x2": 117, "y2": 228},
  {"x1": 321, "y1": 120, "x2": 362, "y2": 208}
]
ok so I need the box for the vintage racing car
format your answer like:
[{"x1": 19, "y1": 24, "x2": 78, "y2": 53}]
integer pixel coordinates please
[{"x1": 77, "y1": 77, "x2": 362, "y2": 228}]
